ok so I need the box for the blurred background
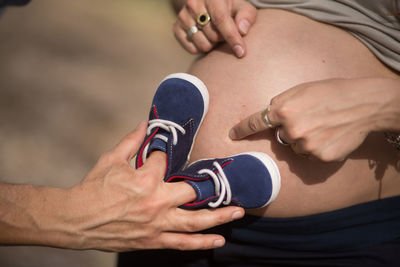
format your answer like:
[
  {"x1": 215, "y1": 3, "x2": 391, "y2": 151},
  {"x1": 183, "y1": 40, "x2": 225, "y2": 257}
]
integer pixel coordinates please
[{"x1": 0, "y1": 0, "x2": 193, "y2": 266}]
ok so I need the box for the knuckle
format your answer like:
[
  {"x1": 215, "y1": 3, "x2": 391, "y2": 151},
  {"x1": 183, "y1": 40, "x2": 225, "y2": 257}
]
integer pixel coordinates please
[
  {"x1": 177, "y1": 11, "x2": 186, "y2": 24},
  {"x1": 301, "y1": 139, "x2": 315, "y2": 153},
  {"x1": 138, "y1": 202, "x2": 163, "y2": 223},
  {"x1": 317, "y1": 153, "x2": 333, "y2": 162},
  {"x1": 248, "y1": 4, "x2": 257, "y2": 18},
  {"x1": 214, "y1": 213, "x2": 228, "y2": 226},
  {"x1": 188, "y1": 47, "x2": 200, "y2": 54},
  {"x1": 207, "y1": 32, "x2": 220, "y2": 43},
  {"x1": 313, "y1": 149, "x2": 334, "y2": 162},
  {"x1": 286, "y1": 126, "x2": 301, "y2": 140},
  {"x1": 183, "y1": 220, "x2": 198, "y2": 232},
  {"x1": 141, "y1": 168, "x2": 159, "y2": 180},
  {"x1": 270, "y1": 96, "x2": 280, "y2": 106},
  {"x1": 174, "y1": 239, "x2": 188, "y2": 251},
  {"x1": 247, "y1": 115, "x2": 261, "y2": 132},
  {"x1": 276, "y1": 105, "x2": 292, "y2": 120},
  {"x1": 98, "y1": 151, "x2": 115, "y2": 165},
  {"x1": 198, "y1": 42, "x2": 213, "y2": 52},
  {"x1": 211, "y1": 13, "x2": 227, "y2": 27},
  {"x1": 185, "y1": 0, "x2": 197, "y2": 12}
]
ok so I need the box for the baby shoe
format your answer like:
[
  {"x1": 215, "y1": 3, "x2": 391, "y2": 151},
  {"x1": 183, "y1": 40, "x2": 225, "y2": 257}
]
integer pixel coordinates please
[
  {"x1": 135, "y1": 73, "x2": 209, "y2": 177},
  {"x1": 165, "y1": 152, "x2": 281, "y2": 209}
]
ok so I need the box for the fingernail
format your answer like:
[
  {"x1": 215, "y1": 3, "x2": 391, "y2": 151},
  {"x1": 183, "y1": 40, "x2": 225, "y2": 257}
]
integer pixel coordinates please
[
  {"x1": 229, "y1": 129, "x2": 238, "y2": 140},
  {"x1": 233, "y1": 45, "x2": 244, "y2": 58},
  {"x1": 239, "y1": 19, "x2": 250, "y2": 35},
  {"x1": 232, "y1": 210, "x2": 244, "y2": 220},
  {"x1": 213, "y1": 239, "x2": 225, "y2": 248}
]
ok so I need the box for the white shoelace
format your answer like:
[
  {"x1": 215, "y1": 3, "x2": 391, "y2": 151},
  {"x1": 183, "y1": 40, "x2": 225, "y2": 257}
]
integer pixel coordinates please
[
  {"x1": 198, "y1": 162, "x2": 232, "y2": 208},
  {"x1": 142, "y1": 119, "x2": 186, "y2": 163}
]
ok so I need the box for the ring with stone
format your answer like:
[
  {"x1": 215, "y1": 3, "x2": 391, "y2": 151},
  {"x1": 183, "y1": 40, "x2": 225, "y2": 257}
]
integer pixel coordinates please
[
  {"x1": 187, "y1": 25, "x2": 199, "y2": 40},
  {"x1": 196, "y1": 12, "x2": 210, "y2": 29}
]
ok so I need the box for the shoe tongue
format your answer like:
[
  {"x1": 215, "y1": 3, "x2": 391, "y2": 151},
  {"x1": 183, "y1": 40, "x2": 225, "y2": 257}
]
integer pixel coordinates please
[
  {"x1": 187, "y1": 178, "x2": 218, "y2": 203},
  {"x1": 147, "y1": 131, "x2": 169, "y2": 153}
]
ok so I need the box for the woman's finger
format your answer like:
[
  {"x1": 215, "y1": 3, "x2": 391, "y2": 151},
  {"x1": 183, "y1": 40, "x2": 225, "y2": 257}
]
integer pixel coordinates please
[
  {"x1": 233, "y1": 0, "x2": 258, "y2": 35},
  {"x1": 200, "y1": 20, "x2": 223, "y2": 43},
  {"x1": 206, "y1": 0, "x2": 246, "y2": 57},
  {"x1": 177, "y1": 4, "x2": 215, "y2": 53},
  {"x1": 173, "y1": 20, "x2": 199, "y2": 54},
  {"x1": 190, "y1": 26, "x2": 215, "y2": 53},
  {"x1": 229, "y1": 105, "x2": 279, "y2": 139}
]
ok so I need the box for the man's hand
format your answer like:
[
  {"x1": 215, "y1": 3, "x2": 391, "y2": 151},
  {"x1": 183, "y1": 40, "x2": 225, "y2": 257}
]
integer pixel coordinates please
[{"x1": 0, "y1": 121, "x2": 244, "y2": 251}]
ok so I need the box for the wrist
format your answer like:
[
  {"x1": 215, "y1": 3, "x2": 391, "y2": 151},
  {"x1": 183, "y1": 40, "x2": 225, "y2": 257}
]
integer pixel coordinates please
[
  {"x1": 369, "y1": 77, "x2": 400, "y2": 132},
  {"x1": 380, "y1": 79, "x2": 400, "y2": 132},
  {"x1": 25, "y1": 185, "x2": 79, "y2": 248}
]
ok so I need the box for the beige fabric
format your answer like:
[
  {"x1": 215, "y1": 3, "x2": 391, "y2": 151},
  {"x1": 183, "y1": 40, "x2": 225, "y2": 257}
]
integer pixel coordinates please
[{"x1": 249, "y1": 0, "x2": 400, "y2": 72}]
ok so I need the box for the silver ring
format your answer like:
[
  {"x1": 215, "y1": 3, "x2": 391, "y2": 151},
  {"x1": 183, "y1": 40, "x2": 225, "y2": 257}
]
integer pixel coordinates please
[
  {"x1": 275, "y1": 128, "x2": 290, "y2": 146},
  {"x1": 261, "y1": 105, "x2": 273, "y2": 128},
  {"x1": 187, "y1": 25, "x2": 198, "y2": 40}
]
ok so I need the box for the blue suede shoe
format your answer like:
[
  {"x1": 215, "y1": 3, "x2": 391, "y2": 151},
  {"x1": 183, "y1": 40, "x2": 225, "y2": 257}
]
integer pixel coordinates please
[
  {"x1": 165, "y1": 152, "x2": 281, "y2": 209},
  {"x1": 135, "y1": 73, "x2": 209, "y2": 177}
]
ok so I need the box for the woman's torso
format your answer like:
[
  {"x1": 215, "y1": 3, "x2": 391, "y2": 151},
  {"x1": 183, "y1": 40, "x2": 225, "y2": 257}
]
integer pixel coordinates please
[{"x1": 188, "y1": 8, "x2": 400, "y2": 218}]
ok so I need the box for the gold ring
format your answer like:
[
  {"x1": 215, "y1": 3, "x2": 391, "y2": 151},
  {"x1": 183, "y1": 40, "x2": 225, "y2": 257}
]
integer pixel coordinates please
[
  {"x1": 187, "y1": 25, "x2": 198, "y2": 40},
  {"x1": 196, "y1": 12, "x2": 210, "y2": 29},
  {"x1": 261, "y1": 105, "x2": 273, "y2": 128}
]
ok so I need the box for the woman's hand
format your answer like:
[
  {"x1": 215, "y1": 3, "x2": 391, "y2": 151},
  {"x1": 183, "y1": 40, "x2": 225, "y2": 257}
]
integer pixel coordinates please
[
  {"x1": 229, "y1": 78, "x2": 400, "y2": 161},
  {"x1": 173, "y1": 0, "x2": 257, "y2": 58}
]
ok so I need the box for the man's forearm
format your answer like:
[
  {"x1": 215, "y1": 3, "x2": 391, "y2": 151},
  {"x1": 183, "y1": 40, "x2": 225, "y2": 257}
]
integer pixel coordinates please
[{"x1": 0, "y1": 182, "x2": 73, "y2": 247}]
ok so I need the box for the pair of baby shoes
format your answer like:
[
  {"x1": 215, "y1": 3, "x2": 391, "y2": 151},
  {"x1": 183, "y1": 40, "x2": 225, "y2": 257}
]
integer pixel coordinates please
[{"x1": 135, "y1": 73, "x2": 280, "y2": 209}]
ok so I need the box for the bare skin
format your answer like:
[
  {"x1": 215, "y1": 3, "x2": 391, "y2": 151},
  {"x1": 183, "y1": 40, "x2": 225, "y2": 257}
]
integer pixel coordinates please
[
  {"x1": 187, "y1": 9, "x2": 400, "y2": 218},
  {"x1": 0, "y1": 121, "x2": 245, "y2": 251}
]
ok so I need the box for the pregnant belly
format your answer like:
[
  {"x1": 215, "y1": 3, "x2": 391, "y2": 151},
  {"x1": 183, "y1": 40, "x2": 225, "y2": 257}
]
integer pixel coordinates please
[{"x1": 187, "y1": 9, "x2": 400, "y2": 217}]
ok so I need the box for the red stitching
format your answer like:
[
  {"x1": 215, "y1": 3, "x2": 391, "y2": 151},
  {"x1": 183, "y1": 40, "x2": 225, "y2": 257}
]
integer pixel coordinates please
[{"x1": 137, "y1": 105, "x2": 160, "y2": 167}]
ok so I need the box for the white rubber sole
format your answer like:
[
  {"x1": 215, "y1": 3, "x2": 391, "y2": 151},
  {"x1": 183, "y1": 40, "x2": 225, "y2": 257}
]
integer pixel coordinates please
[{"x1": 242, "y1": 151, "x2": 281, "y2": 207}]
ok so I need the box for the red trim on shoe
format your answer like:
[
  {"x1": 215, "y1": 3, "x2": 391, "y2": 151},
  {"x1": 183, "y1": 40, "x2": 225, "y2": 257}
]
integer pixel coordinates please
[
  {"x1": 165, "y1": 160, "x2": 234, "y2": 182},
  {"x1": 183, "y1": 195, "x2": 219, "y2": 206},
  {"x1": 137, "y1": 106, "x2": 160, "y2": 168},
  {"x1": 137, "y1": 130, "x2": 159, "y2": 167}
]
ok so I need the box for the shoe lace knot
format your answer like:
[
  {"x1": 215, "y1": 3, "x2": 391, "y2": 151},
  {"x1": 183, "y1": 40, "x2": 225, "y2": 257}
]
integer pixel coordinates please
[
  {"x1": 142, "y1": 119, "x2": 186, "y2": 163},
  {"x1": 198, "y1": 162, "x2": 232, "y2": 208}
]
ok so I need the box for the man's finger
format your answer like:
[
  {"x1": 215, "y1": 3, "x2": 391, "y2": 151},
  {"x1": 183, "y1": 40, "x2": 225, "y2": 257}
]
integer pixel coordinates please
[
  {"x1": 165, "y1": 181, "x2": 197, "y2": 205},
  {"x1": 169, "y1": 206, "x2": 245, "y2": 233},
  {"x1": 142, "y1": 151, "x2": 167, "y2": 179},
  {"x1": 229, "y1": 111, "x2": 270, "y2": 139},
  {"x1": 156, "y1": 232, "x2": 226, "y2": 250}
]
